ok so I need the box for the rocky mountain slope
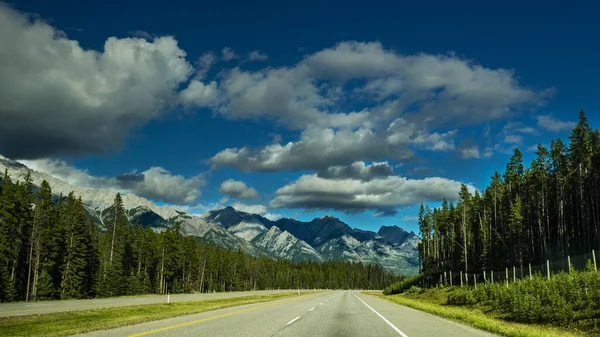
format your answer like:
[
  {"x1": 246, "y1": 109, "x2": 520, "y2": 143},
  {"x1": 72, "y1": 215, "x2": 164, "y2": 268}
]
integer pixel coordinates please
[{"x1": 0, "y1": 155, "x2": 420, "y2": 275}]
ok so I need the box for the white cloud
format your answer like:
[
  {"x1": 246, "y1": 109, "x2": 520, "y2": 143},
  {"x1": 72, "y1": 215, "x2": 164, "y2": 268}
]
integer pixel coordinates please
[
  {"x1": 179, "y1": 80, "x2": 219, "y2": 107},
  {"x1": 503, "y1": 135, "x2": 523, "y2": 144},
  {"x1": 208, "y1": 41, "x2": 548, "y2": 172},
  {"x1": 209, "y1": 118, "x2": 459, "y2": 172},
  {"x1": 210, "y1": 126, "x2": 412, "y2": 172},
  {"x1": 230, "y1": 202, "x2": 282, "y2": 221},
  {"x1": 219, "y1": 179, "x2": 258, "y2": 200},
  {"x1": 221, "y1": 47, "x2": 239, "y2": 61},
  {"x1": 536, "y1": 115, "x2": 576, "y2": 132},
  {"x1": 215, "y1": 41, "x2": 548, "y2": 131},
  {"x1": 460, "y1": 146, "x2": 481, "y2": 159},
  {"x1": 247, "y1": 50, "x2": 268, "y2": 61},
  {"x1": 401, "y1": 215, "x2": 419, "y2": 222},
  {"x1": 20, "y1": 159, "x2": 205, "y2": 205},
  {"x1": 0, "y1": 3, "x2": 212, "y2": 159},
  {"x1": 269, "y1": 174, "x2": 476, "y2": 216}
]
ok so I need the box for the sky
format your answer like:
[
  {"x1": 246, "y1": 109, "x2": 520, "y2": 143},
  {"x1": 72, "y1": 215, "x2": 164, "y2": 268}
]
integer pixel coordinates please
[{"x1": 1, "y1": 0, "x2": 599, "y2": 234}]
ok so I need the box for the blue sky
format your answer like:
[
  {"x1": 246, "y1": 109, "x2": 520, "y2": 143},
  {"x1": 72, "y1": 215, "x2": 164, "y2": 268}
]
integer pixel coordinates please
[{"x1": 1, "y1": 0, "x2": 599, "y2": 233}]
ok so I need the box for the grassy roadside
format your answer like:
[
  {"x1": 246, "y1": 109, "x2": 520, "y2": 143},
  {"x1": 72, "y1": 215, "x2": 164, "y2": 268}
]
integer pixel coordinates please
[
  {"x1": 0, "y1": 292, "x2": 309, "y2": 337},
  {"x1": 367, "y1": 291, "x2": 586, "y2": 337}
]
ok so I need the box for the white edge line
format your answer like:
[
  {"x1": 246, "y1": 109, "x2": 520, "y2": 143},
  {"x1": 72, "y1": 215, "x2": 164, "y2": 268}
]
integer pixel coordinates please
[
  {"x1": 352, "y1": 292, "x2": 409, "y2": 337},
  {"x1": 308, "y1": 307, "x2": 315, "y2": 312},
  {"x1": 287, "y1": 316, "x2": 301, "y2": 325}
]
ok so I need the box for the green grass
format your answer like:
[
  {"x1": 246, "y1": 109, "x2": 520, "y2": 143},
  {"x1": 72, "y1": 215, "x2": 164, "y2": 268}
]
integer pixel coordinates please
[
  {"x1": 0, "y1": 292, "x2": 307, "y2": 337},
  {"x1": 368, "y1": 291, "x2": 586, "y2": 337}
]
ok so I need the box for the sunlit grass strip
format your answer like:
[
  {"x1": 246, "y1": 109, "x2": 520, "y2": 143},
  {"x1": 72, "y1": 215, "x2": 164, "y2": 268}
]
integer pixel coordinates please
[
  {"x1": 368, "y1": 293, "x2": 584, "y2": 337},
  {"x1": 0, "y1": 292, "x2": 307, "y2": 337}
]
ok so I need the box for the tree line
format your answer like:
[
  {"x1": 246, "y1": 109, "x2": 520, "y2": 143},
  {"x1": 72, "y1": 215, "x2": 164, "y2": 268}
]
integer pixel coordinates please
[
  {"x1": 418, "y1": 111, "x2": 600, "y2": 279},
  {"x1": 0, "y1": 174, "x2": 400, "y2": 302}
]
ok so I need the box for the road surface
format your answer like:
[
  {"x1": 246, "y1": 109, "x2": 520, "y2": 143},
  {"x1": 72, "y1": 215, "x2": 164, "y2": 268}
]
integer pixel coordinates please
[
  {"x1": 0, "y1": 290, "x2": 299, "y2": 317},
  {"x1": 78, "y1": 291, "x2": 495, "y2": 337}
]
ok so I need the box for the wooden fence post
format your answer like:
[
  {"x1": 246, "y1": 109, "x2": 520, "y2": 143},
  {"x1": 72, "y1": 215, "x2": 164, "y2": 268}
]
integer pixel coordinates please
[
  {"x1": 513, "y1": 266, "x2": 516, "y2": 282},
  {"x1": 460, "y1": 271, "x2": 463, "y2": 287},
  {"x1": 568, "y1": 255, "x2": 571, "y2": 272},
  {"x1": 593, "y1": 250, "x2": 598, "y2": 272},
  {"x1": 450, "y1": 271, "x2": 453, "y2": 286},
  {"x1": 505, "y1": 268, "x2": 508, "y2": 287},
  {"x1": 474, "y1": 274, "x2": 477, "y2": 289},
  {"x1": 529, "y1": 263, "x2": 532, "y2": 279},
  {"x1": 547, "y1": 260, "x2": 550, "y2": 280},
  {"x1": 491, "y1": 270, "x2": 494, "y2": 284}
]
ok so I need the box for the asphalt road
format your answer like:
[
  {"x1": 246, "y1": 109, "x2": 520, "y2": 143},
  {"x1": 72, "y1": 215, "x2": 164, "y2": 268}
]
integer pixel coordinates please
[
  {"x1": 0, "y1": 290, "x2": 299, "y2": 317},
  {"x1": 78, "y1": 291, "x2": 495, "y2": 337}
]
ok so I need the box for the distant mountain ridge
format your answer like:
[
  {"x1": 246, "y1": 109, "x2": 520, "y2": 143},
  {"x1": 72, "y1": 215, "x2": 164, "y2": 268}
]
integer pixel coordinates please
[{"x1": 0, "y1": 154, "x2": 420, "y2": 275}]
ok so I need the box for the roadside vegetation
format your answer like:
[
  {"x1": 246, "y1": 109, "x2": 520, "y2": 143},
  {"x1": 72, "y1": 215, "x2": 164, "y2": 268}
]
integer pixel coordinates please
[
  {"x1": 379, "y1": 268, "x2": 600, "y2": 336},
  {"x1": 373, "y1": 291, "x2": 582, "y2": 337},
  {"x1": 0, "y1": 292, "x2": 307, "y2": 337}
]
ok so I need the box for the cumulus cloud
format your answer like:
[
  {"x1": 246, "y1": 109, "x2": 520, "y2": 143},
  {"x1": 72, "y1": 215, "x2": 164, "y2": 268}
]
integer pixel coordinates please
[
  {"x1": 269, "y1": 174, "x2": 476, "y2": 216},
  {"x1": 219, "y1": 179, "x2": 258, "y2": 200},
  {"x1": 230, "y1": 202, "x2": 282, "y2": 221},
  {"x1": 215, "y1": 41, "x2": 549, "y2": 131},
  {"x1": 536, "y1": 115, "x2": 576, "y2": 132},
  {"x1": 210, "y1": 126, "x2": 411, "y2": 172},
  {"x1": 221, "y1": 47, "x2": 239, "y2": 61},
  {"x1": 247, "y1": 50, "x2": 268, "y2": 61},
  {"x1": 209, "y1": 119, "x2": 459, "y2": 172},
  {"x1": 20, "y1": 159, "x2": 205, "y2": 205},
  {"x1": 208, "y1": 41, "x2": 549, "y2": 172},
  {"x1": 0, "y1": 3, "x2": 217, "y2": 159},
  {"x1": 317, "y1": 161, "x2": 394, "y2": 181},
  {"x1": 179, "y1": 80, "x2": 219, "y2": 107}
]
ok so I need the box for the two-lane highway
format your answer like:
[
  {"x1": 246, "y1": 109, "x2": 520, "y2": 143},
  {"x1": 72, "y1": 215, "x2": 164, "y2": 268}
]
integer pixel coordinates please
[{"x1": 77, "y1": 291, "x2": 496, "y2": 337}]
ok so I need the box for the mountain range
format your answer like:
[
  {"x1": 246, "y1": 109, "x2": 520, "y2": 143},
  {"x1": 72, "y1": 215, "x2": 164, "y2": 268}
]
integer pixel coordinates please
[{"x1": 0, "y1": 154, "x2": 420, "y2": 275}]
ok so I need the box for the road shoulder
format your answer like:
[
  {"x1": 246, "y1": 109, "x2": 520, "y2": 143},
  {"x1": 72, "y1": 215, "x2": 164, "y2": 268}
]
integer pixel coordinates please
[{"x1": 365, "y1": 292, "x2": 582, "y2": 337}]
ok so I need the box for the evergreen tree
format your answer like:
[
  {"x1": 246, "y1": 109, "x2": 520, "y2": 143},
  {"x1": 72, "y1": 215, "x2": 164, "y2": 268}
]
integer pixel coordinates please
[
  {"x1": 0, "y1": 169, "x2": 16, "y2": 301},
  {"x1": 99, "y1": 193, "x2": 129, "y2": 297},
  {"x1": 60, "y1": 195, "x2": 89, "y2": 299}
]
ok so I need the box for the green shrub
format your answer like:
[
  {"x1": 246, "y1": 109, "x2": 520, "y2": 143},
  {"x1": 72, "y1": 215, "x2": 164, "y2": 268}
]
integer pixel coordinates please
[
  {"x1": 383, "y1": 274, "x2": 424, "y2": 295},
  {"x1": 447, "y1": 288, "x2": 477, "y2": 305},
  {"x1": 442, "y1": 269, "x2": 600, "y2": 327},
  {"x1": 407, "y1": 285, "x2": 424, "y2": 294}
]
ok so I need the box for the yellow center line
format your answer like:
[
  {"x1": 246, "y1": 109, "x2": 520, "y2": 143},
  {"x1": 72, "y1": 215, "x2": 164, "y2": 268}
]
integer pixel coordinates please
[{"x1": 128, "y1": 293, "x2": 322, "y2": 337}]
